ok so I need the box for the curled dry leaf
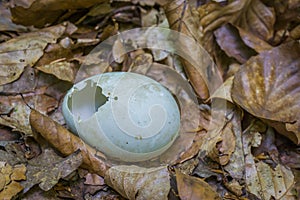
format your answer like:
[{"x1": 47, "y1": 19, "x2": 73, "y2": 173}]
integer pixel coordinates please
[
  {"x1": 0, "y1": 24, "x2": 66, "y2": 85},
  {"x1": 232, "y1": 41, "x2": 300, "y2": 144},
  {"x1": 29, "y1": 109, "x2": 109, "y2": 176},
  {"x1": 105, "y1": 165, "x2": 170, "y2": 200},
  {"x1": 175, "y1": 169, "x2": 221, "y2": 200}
]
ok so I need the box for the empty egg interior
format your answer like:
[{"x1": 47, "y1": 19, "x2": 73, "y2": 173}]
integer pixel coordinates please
[{"x1": 67, "y1": 79, "x2": 108, "y2": 122}]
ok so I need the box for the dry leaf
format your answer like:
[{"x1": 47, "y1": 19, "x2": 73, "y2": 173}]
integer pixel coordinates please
[
  {"x1": 29, "y1": 109, "x2": 109, "y2": 176},
  {"x1": 210, "y1": 76, "x2": 234, "y2": 103},
  {"x1": 105, "y1": 165, "x2": 170, "y2": 200},
  {"x1": 243, "y1": 128, "x2": 295, "y2": 199},
  {"x1": 36, "y1": 61, "x2": 75, "y2": 83},
  {"x1": 175, "y1": 168, "x2": 221, "y2": 200},
  {"x1": 10, "y1": 0, "x2": 107, "y2": 27},
  {"x1": 232, "y1": 41, "x2": 300, "y2": 144},
  {"x1": 234, "y1": 0, "x2": 276, "y2": 41},
  {"x1": 0, "y1": 2, "x2": 27, "y2": 32},
  {"x1": 235, "y1": 25, "x2": 273, "y2": 53},
  {"x1": 0, "y1": 94, "x2": 58, "y2": 135},
  {"x1": 21, "y1": 148, "x2": 82, "y2": 192},
  {"x1": 0, "y1": 162, "x2": 26, "y2": 199},
  {"x1": 0, "y1": 24, "x2": 66, "y2": 85},
  {"x1": 214, "y1": 23, "x2": 257, "y2": 63},
  {"x1": 199, "y1": 0, "x2": 275, "y2": 41},
  {"x1": 163, "y1": 0, "x2": 210, "y2": 99},
  {"x1": 0, "y1": 66, "x2": 36, "y2": 94},
  {"x1": 200, "y1": 103, "x2": 240, "y2": 166}
]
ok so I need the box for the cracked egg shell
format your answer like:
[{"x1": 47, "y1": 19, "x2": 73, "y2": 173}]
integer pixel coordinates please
[{"x1": 62, "y1": 72, "x2": 180, "y2": 162}]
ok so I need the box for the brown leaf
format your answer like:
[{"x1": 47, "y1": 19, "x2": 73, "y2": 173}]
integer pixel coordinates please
[
  {"x1": 0, "y1": 2, "x2": 27, "y2": 32},
  {"x1": 21, "y1": 148, "x2": 82, "y2": 192},
  {"x1": 235, "y1": 25, "x2": 273, "y2": 53},
  {"x1": 0, "y1": 94, "x2": 58, "y2": 135},
  {"x1": 243, "y1": 128, "x2": 295, "y2": 199},
  {"x1": 199, "y1": 0, "x2": 276, "y2": 42},
  {"x1": 0, "y1": 66, "x2": 36, "y2": 94},
  {"x1": 10, "y1": 0, "x2": 107, "y2": 27},
  {"x1": 29, "y1": 109, "x2": 109, "y2": 176},
  {"x1": 214, "y1": 23, "x2": 257, "y2": 63},
  {"x1": 36, "y1": 61, "x2": 76, "y2": 83},
  {"x1": 234, "y1": 0, "x2": 276, "y2": 41},
  {"x1": 163, "y1": 1, "x2": 211, "y2": 99},
  {"x1": 105, "y1": 165, "x2": 170, "y2": 200},
  {"x1": 0, "y1": 162, "x2": 25, "y2": 199},
  {"x1": 0, "y1": 24, "x2": 66, "y2": 85},
  {"x1": 175, "y1": 169, "x2": 221, "y2": 200},
  {"x1": 232, "y1": 41, "x2": 300, "y2": 144}
]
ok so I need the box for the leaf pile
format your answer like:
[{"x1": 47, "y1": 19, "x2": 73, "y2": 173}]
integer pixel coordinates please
[{"x1": 0, "y1": 0, "x2": 299, "y2": 199}]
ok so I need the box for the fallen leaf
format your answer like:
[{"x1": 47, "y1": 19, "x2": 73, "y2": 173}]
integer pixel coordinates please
[
  {"x1": 199, "y1": 0, "x2": 275, "y2": 41},
  {"x1": 105, "y1": 165, "x2": 170, "y2": 200},
  {"x1": 0, "y1": 2, "x2": 27, "y2": 32},
  {"x1": 0, "y1": 180, "x2": 23, "y2": 199},
  {"x1": 84, "y1": 173, "x2": 105, "y2": 185},
  {"x1": 235, "y1": 25, "x2": 273, "y2": 53},
  {"x1": 21, "y1": 148, "x2": 82, "y2": 192},
  {"x1": 0, "y1": 66, "x2": 36, "y2": 94},
  {"x1": 0, "y1": 24, "x2": 66, "y2": 85},
  {"x1": 234, "y1": 0, "x2": 276, "y2": 41},
  {"x1": 175, "y1": 168, "x2": 221, "y2": 200},
  {"x1": 10, "y1": 0, "x2": 107, "y2": 27},
  {"x1": 214, "y1": 23, "x2": 257, "y2": 63},
  {"x1": 36, "y1": 61, "x2": 76, "y2": 83},
  {"x1": 243, "y1": 128, "x2": 295, "y2": 199},
  {"x1": 29, "y1": 109, "x2": 109, "y2": 176},
  {"x1": 0, "y1": 162, "x2": 26, "y2": 199},
  {"x1": 0, "y1": 94, "x2": 58, "y2": 135},
  {"x1": 199, "y1": 103, "x2": 240, "y2": 166},
  {"x1": 232, "y1": 41, "x2": 300, "y2": 144},
  {"x1": 163, "y1": 0, "x2": 211, "y2": 99},
  {"x1": 210, "y1": 76, "x2": 234, "y2": 103}
]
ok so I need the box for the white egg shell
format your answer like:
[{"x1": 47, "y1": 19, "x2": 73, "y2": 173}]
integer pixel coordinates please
[{"x1": 62, "y1": 72, "x2": 180, "y2": 162}]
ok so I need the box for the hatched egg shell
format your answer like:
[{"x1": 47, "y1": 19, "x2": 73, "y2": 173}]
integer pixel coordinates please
[{"x1": 62, "y1": 72, "x2": 180, "y2": 162}]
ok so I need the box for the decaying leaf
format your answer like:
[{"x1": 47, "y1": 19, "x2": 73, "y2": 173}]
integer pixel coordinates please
[
  {"x1": 29, "y1": 109, "x2": 109, "y2": 176},
  {"x1": 105, "y1": 165, "x2": 170, "y2": 200},
  {"x1": 0, "y1": 24, "x2": 66, "y2": 85},
  {"x1": 10, "y1": 0, "x2": 107, "y2": 27},
  {"x1": 210, "y1": 76, "x2": 234, "y2": 103},
  {"x1": 214, "y1": 23, "x2": 257, "y2": 63},
  {"x1": 243, "y1": 128, "x2": 295, "y2": 199},
  {"x1": 163, "y1": 0, "x2": 210, "y2": 99},
  {"x1": 175, "y1": 168, "x2": 221, "y2": 200},
  {"x1": 0, "y1": 94, "x2": 58, "y2": 135},
  {"x1": 200, "y1": 103, "x2": 240, "y2": 166},
  {"x1": 232, "y1": 41, "x2": 300, "y2": 144},
  {"x1": 199, "y1": 0, "x2": 275, "y2": 41},
  {"x1": 36, "y1": 61, "x2": 76, "y2": 83},
  {"x1": 21, "y1": 148, "x2": 82, "y2": 192},
  {"x1": 0, "y1": 2, "x2": 27, "y2": 32},
  {"x1": 0, "y1": 162, "x2": 26, "y2": 199},
  {"x1": 235, "y1": 25, "x2": 273, "y2": 53}
]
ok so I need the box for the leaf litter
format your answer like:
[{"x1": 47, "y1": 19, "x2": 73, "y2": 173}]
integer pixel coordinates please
[{"x1": 0, "y1": 0, "x2": 299, "y2": 199}]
